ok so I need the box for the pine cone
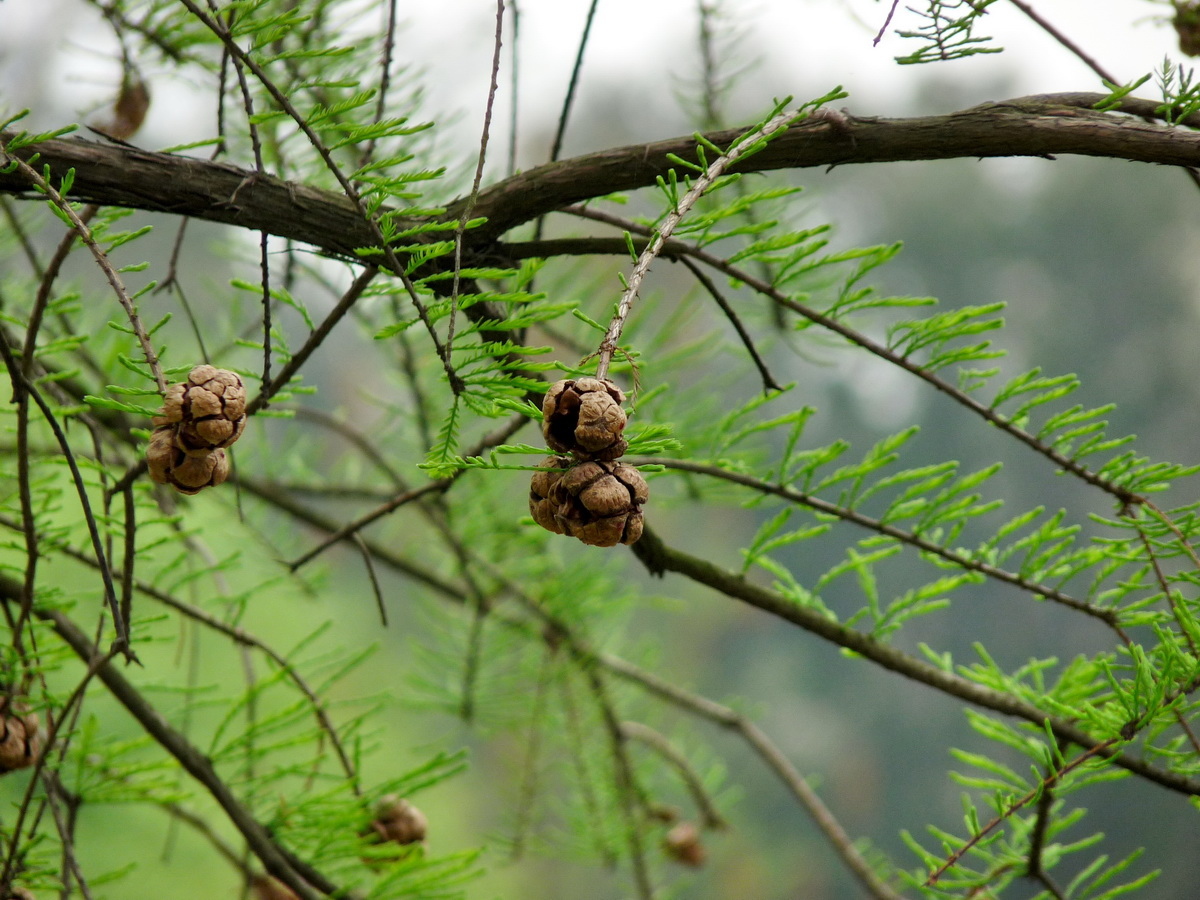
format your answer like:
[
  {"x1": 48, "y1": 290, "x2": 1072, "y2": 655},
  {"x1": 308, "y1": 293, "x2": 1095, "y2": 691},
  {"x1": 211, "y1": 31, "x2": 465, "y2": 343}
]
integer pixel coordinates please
[
  {"x1": 529, "y1": 457, "x2": 647, "y2": 547},
  {"x1": 0, "y1": 703, "x2": 40, "y2": 774},
  {"x1": 541, "y1": 378, "x2": 628, "y2": 461},
  {"x1": 154, "y1": 364, "x2": 247, "y2": 455},
  {"x1": 146, "y1": 428, "x2": 229, "y2": 495}
]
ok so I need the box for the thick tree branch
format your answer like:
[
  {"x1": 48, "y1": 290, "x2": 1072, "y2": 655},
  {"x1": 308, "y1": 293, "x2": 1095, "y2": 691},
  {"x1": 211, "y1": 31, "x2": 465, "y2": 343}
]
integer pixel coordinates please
[{"x1": 2, "y1": 93, "x2": 1199, "y2": 261}]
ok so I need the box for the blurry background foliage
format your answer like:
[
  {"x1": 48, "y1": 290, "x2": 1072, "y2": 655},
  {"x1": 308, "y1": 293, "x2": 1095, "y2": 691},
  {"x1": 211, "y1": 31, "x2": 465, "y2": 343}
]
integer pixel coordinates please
[{"x1": 0, "y1": 1, "x2": 1199, "y2": 898}]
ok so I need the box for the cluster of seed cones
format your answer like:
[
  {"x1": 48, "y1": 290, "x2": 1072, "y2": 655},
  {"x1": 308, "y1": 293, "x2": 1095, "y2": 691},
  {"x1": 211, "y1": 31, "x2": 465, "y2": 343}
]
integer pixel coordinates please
[
  {"x1": 146, "y1": 365, "x2": 247, "y2": 495},
  {"x1": 529, "y1": 377, "x2": 648, "y2": 547}
]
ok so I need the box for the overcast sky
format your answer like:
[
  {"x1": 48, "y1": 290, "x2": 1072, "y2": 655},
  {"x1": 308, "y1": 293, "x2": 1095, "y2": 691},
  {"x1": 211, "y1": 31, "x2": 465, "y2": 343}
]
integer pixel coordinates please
[{"x1": 0, "y1": 0, "x2": 1187, "y2": 157}]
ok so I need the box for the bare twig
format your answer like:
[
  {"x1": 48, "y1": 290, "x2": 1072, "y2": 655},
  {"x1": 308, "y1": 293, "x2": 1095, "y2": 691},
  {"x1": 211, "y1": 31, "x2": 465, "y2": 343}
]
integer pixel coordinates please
[
  {"x1": 3, "y1": 593, "x2": 341, "y2": 900},
  {"x1": 506, "y1": 1, "x2": 521, "y2": 176},
  {"x1": 1005, "y1": 0, "x2": 1200, "y2": 193},
  {"x1": 563, "y1": 203, "x2": 1143, "y2": 509},
  {"x1": 579, "y1": 664, "x2": 655, "y2": 900},
  {"x1": 0, "y1": 139, "x2": 167, "y2": 394},
  {"x1": 284, "y1": 412, "x2": 527, "y2": 569},
  {"x1": 448, "y1": 0, "x2": 507, "y2": 375},
  {"x1": 626, "y1": 457, "x2": 1120, "y2": 628},
  {"x1": 873, "y1": 0, "x2": 902, "y2": 46},
  {"x1": 176, "y1": 0, "x2": 462, "y2": 392},
  {"x1": 1, "y1": 645, "x2": 118, "y2": 893},
  {"x1": 595, "y1": 102, "x2": 805, "y2": 380},
  {"x1": 677, "y1": 257, "x2": 783, "y2": 393},
  {"x1": 619, "y1": 721, "x2": 726, "y2": 829},
  {"x1": 0, "y1": 339, "x2": 132, "y2": 656},
  {"x1": 247, "y1": 266, "x2": 379, "y2": 415},
  {"x1": 358, "y1": 0, "x2": 402, "y2": 172},
  {"x1": 601, "y1": 655, "x2": 903, "y2": 900}
]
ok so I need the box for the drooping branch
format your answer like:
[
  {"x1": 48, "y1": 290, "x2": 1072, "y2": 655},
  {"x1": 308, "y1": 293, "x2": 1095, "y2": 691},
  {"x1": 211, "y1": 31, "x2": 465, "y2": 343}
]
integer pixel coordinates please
[
  {"x1": 628, "y1": 526, "x2": 1200, "y2": 799},
  {"x1": 3, "y1": 93, "x2": 1199, "y2": 263}
]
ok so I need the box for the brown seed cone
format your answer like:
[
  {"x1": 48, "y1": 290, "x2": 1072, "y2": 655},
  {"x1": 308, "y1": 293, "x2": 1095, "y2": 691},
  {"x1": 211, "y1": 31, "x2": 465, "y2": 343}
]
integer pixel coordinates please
[
  {"x1": 359, "y1": 795, "x2": 427, "y2": 868},
  {"x1": 529, "y1": 456, "x2": 571, "y2": 535},
  {"x1": 146, "y1": 427, "x2": 229, "y2": 495},
  {"x1": 541, "y1": 378, "x2": 628, "y2": 461},
  {"x1": 153, "y1": 364, "x2": 247, "y2": 454},
  {"x1": 369, "y1": 795, "x2": 428, "y2": 846},
  {"x1": 1176, "y1": 2, "x2": 1200, "y2": 56},
  {"x1": 0, "y1": 705, "x2": 41, "y2": 774},
  {"x1": 663, "y1": 821, "x2": 706, "y2": 868},
  {"x1": 530, "y1": 458, "x2": 648, "y2": 547}
]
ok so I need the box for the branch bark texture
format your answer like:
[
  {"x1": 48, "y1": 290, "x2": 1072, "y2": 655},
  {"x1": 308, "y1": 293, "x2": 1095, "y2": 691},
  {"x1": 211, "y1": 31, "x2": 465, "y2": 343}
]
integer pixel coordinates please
[{"x1": 2, "y1": 93, "x2": 1196, "y2": 262}]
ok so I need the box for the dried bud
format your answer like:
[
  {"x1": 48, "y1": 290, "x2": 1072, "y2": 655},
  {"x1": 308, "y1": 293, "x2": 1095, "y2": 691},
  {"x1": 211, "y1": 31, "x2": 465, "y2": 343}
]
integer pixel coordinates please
[
  {"x1": 663, "y1": 822, "x2": 706, "y2": 868},
  {"x1": 146, "y1": 427, "x2": 229, "y2": 495},
  {"x1": 154, "y1": 365, "x2": 247, "y2": 455},
  {"x1": 541, "y1": 378, "x2": 628, "y2": 461},
  {"x1": 0, "y1": 703, "x2": 41, "y2": 774},
  {"x1": 529, "y1": 458, "x2": 647, "y2": 547}
]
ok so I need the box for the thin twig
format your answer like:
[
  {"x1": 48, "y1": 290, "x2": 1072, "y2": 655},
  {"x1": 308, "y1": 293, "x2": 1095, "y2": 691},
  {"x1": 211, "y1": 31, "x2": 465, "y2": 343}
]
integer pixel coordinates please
[
  {"x1": 594, "y1": 103, "x2": 805, "y2": 380},
  {"x1": 620, "y1": 721, "x2": 726, "y2": 829},
  {"x1": 1025, "y1": 740, "x2": 1066, "y2": 899},
  {"x1": 284, "y1": 412, "x2": 527, "y2": 569},
  {"x1": 509, "y1": 647, "x2": 553, "y2": 859},
  {"x1": 0, "y1": 139, "x2": 167, "y2": 394},
  {"x1": 678, "y1": 257, "x2": 783, "y2": 393},
  {"x1": 247, "y1": 266, "x2": 379, "y2": 415},
  {"x1": 0, "y1": 641, "x2": 119, "y2": 891},
  {"x1": 600, "y1": 655, "x2": 904, "y2": 900},
  {"x1": 564, "y1": 203, "x2": 1143, "y2": 509},
  {"x1": 0, "y1": 515, "x2": 360, "y2": 785},
  {"x1": 925, "y1": 739, "x2": 1117, "y2": 886},
  {"x1": 287, "y1": 482, "x2": 452, "y2": 571},
  {"x1": 177, "y1": 0, "x2": 462, "y2": 392},
  {"x1": 358, "y1": 0, "x2": 402, "y2": 172},
  {"x1": 22, "y1": 205, "x2": 99, "y2": 377},
  {"x1": 627, "y1": 456, "x2": 1121, "y2": 629},
  {"x1": 462, "y1": 553, "x2": 903, "y2": 899},
  {"x1": 0, "y1": 339, "x2": 133, "y2": 657},
  {"x1": 506, "y1": 1, "x2": 521, "y2": 176},
  {"x1": 578, "y1": 664, "x2": 656, "y2": 900},
  {"x1": 6, "y1": 594, "x2": 341, "y2": 900},
  {"x1": 447, "y1": 0, "x2": 506, "y2": 377},
  {"x1": 1005, "y1": 0, "x2": 1200, "y2": 194},
  {"x1": 352, "y1": 534, "x2": 388, "y2": 627},
  {"x1": 1006, "y1": 0, "x2": 1116, "y2": 83},
  {"x1": 873, "y1": 0, "x2": 903, "y2": 46},
  {"x1": 550, "y1": 0, "x2": 600, "y2": 165}
]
